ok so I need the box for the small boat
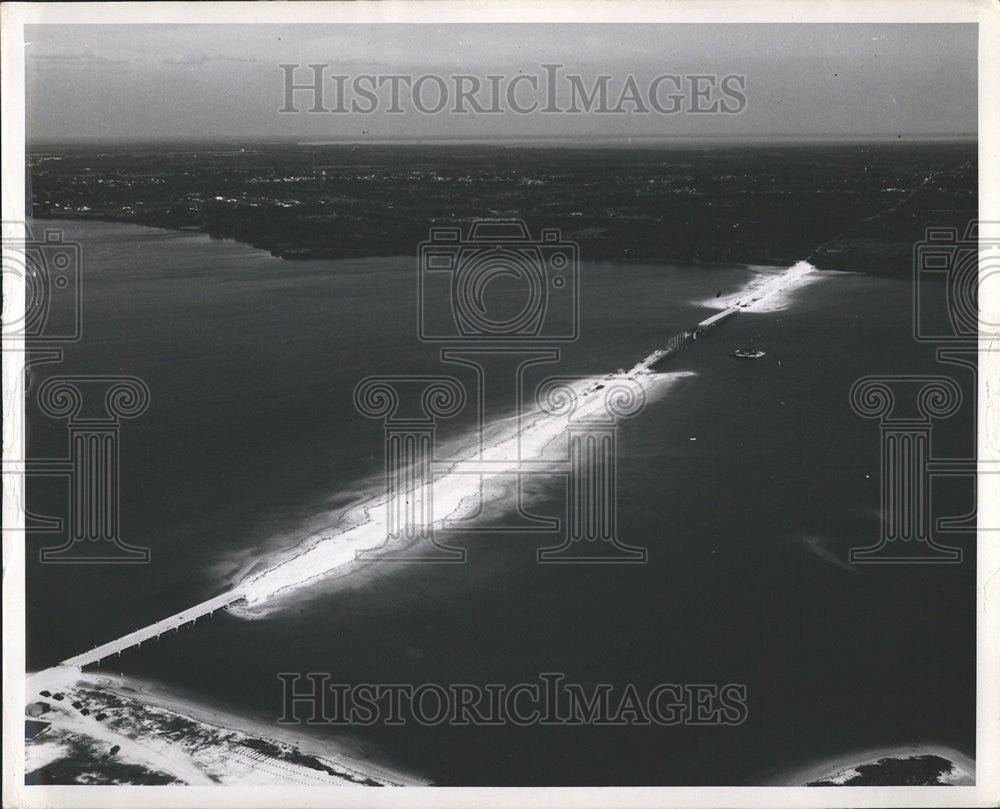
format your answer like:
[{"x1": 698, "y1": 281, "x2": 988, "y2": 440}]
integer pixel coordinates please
[{"x1": 730, "y1": 348, "x2": 766, "y2": 360}]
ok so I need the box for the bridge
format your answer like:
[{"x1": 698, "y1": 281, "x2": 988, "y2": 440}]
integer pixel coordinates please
[
  {"x1": 695, "y1": 307, "x2": 739, "y2": 334},
  {"x1": 56, "y1": 305, "x2": 752, "y2": 668},
  {"x1": 60, "y1": 307, "x2": 751, "y2": 670},
  {"x1": 62, "y1": 591, "x2": 247, "y2": 668},
  {"x1": 630, "y1": 306, "x2": 740, "y2": 375}
]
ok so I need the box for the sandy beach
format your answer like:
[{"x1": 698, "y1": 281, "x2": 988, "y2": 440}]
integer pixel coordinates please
[
  {"x1": 232, "y1": 261, "x2": 824, "y2": 610},
  {"x1": 774, "y1": 743, "x2": 976, "y2": 786},
  {"x1": 25, "y1": 666, "x2": 427, "y2": 786}
]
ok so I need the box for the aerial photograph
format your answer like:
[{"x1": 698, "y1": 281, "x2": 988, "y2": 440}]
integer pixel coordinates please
[{"x1": 3, "y1": 8, "x2": 994, "y2": 806}]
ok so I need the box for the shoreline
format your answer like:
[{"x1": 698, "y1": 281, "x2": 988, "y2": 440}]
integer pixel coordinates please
[
  {"x1": 29, "y1": 214, "x2": 814, "y2": 272},
  {"x1": 772, "y1": 743, "x2": 976, "y2": 786},
  {"x1": 25, "y1": 666, "x2": 428, "y2": 786}
]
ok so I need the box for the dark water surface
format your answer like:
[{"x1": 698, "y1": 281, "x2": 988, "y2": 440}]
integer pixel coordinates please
[{"x1": 25, "y1": 219, "x2": 975, "y2": 785}]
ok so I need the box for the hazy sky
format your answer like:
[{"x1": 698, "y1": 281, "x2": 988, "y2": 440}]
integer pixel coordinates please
[{"x1": 25, "y1": 23, "x2": 977, "y2": 142}]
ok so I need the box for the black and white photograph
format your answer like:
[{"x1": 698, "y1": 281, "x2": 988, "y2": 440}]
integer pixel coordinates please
[{"x1": 2, "y1": 2, "x2": 999, "y2": 806}]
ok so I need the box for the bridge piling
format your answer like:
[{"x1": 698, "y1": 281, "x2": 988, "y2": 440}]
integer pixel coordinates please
[{"x1": 59, "y1": 591, "x2": 244, "y2": 669}]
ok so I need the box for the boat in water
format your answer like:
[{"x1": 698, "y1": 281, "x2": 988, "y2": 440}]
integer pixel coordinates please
[{"x1": 730, "y1": 348, "x2": 766, "y2": 360}]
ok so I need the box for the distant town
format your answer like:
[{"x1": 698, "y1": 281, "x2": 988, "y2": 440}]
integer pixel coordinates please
[{"x1": 28, "y1": 140, "x2": 975, "y2": 273}]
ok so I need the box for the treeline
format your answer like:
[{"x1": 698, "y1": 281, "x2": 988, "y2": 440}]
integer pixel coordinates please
[{"x1": 29, "y1": 142, "x2": 976, "y2": 273}]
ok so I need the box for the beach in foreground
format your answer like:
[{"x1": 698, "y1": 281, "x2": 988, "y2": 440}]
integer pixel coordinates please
[{"x1": 25, "y1": 666, "x2": 425, "y2": 786}]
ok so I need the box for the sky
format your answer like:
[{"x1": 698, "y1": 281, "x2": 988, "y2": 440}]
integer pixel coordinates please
[{"x1": 24, "y1": 23, "x2": 978, "y2": 142}]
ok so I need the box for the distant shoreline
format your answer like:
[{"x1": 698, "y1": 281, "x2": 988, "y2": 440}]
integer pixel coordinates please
[
  {"x1": 28, "y1": 139, "x2": 976, "y2": 272},
  {"x1": 30, "y1": 211, "x2": 802, "y2": 267},
  {"x1": 27, "y1": 135, "x2": 978, "y2": 149},
  {"x1": 30, "y1": 213, "x2": 787, "y2": 271}
]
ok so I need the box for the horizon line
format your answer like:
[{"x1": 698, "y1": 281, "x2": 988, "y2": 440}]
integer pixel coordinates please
[{"x1": 26, "y1": 133, "x2": 977, "y2": 150}]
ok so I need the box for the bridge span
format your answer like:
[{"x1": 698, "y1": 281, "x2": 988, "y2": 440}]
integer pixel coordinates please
[
  {"x1": 42, "y1": 258, "x2": 819, "y2": 679},
  {"x1": 629, "y1": 306, "x2": 741, "y2": 375},
  {"x1": 62, "y1": 591, "x2": 247, "y2": 669}
]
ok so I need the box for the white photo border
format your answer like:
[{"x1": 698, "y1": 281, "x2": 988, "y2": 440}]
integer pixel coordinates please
[{"x1": 2, "y1": 1, "x2": 997, "y2": 807}]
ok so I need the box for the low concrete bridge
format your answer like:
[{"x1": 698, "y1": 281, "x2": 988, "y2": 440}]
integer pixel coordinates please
[
  {"x1": 695, "y1": 307, "x2": 739, "y2": 334},
  {"x1": 62, "y1": 308, "x2": 749, "y2": 671},
  {"x1": 632, "y1": 308, "x2": 739, "y2": 375},
  {"x1": 62, "y1": 591, "x2": 247, "y2": 668}
]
